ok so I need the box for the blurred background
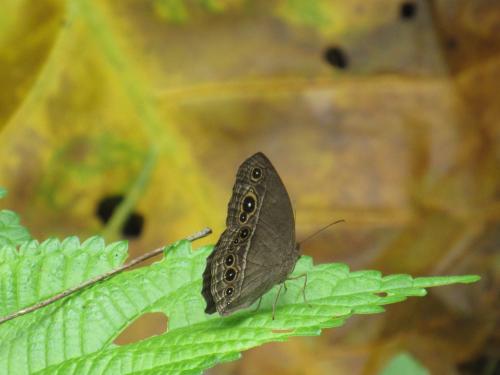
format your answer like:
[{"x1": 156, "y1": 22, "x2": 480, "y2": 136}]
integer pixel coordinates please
[{"x1": 0, "y1": 0, "x2": 498, "y2": 374}]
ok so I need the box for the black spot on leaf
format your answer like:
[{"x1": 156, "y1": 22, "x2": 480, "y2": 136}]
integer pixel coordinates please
[
  {"x1": 96, "y1": 195, "x2": 123, "y2": 223},
  {"x1": 96, "y1": 195, "x2": 144, "y2": 238},
  {"x1": 323, "y1": 47, "x2": 349, "y2": 69},
  {"x1": 400, "y1": 1, "x2": 417, "y2": 20},
  {"x1": 123, "y1": 213, "x2": 144, "y2": 238}
]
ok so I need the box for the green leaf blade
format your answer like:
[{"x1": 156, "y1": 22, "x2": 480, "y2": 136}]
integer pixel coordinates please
[
  {"x1": 0, "y1": 209, "x2": 31, "y2": 248},
  {"x1": 1, "y1": 240, "x2": 478, "y2": 375},
  {"x1": 413, "y1": 275, "x2": 481, "y2": 287}
]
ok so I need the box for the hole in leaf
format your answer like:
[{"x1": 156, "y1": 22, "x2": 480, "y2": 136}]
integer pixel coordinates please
[
  {"x1": 96, "y1": 194, "x2": 145, "y2": 238},
  {"x1": 376, "y1": 292, "x2": 388, "y2": 297},
  {"x1": 272, "y1": 328, "x2": 295, "y2": 334},
  {"x1": 114, "y1": 312, "x2": 168, "y2": 345},
  {"x1": 323, "y1": 47, "x2": 349, "y2": 69},
  {"x1": 400, "y1": 1, "x2": 417, "y2": 20}
]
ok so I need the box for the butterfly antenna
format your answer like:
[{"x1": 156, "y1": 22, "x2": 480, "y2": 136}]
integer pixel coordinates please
[{"x1": 298, "y1": 219, "x2": 345, "y2": 246}]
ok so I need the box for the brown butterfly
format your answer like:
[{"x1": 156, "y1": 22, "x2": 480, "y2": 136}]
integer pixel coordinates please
[{"x1": 201, "y1": 152, "x2": 305, "y2": 317}]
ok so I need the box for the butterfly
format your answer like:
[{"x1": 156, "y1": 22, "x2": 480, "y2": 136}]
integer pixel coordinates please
[{"x1": 201, "y1": 152, "x2": 305, "y2": 317}]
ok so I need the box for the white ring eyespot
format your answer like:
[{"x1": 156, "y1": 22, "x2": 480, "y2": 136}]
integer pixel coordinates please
[
  {"x1": 225, "y1": 254, "x2": 235, "y2": 267},
  {"x1": 224, "y1": 268, "x2": 237, "y2": 282},
  {"x1": 239, "y1": 227, "x2": 250, "y2": 240},
  {"x1": 242, "y1": 195, "x2": 256, "y2": 213},
  {"x1": 251, "y1": 167, "x2": 263, "y2": 181}
]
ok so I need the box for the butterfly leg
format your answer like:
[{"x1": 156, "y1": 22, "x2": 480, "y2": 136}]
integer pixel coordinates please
[
  {"x1": 286, "y1": 273, "x2": 310, "y2": 307},
  {"x1": 252, "y1": 296, "x2": 263, "y2": 312},
  {"x1": 272, "y1": 284, "x2": 285, "y2": 320}
]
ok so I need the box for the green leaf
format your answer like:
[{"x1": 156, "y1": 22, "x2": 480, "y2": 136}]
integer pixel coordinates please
[
  {"x1": 0, "y1": 240, "x2": 479, "y2": 374},
  {"x1": 0, "y1": 188, "x2": 6, "y2": 199},
  {"x1": 0, "y1": 236, "x2": 128, "y2": 317},
  {"x1": 379, "y1": 352, "x2": 430, "y2": 375},
  {"x1": 0, "y1": 209, "x2": 31, "y2": 247}
]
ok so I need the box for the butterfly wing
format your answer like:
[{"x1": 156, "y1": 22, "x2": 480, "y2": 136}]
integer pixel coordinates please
[{"x1": 201, "y1": 152, "x2": 298, "y2": 315}]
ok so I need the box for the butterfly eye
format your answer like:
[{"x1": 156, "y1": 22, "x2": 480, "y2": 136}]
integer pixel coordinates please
[
  {"x1": 225, "y1": 254, "x2": 234, "y2": 266},
  {"x1": 224, "y1": 268, "x2": 237, "y2": 282},
  {"x1": 251, "y1": 167, "x2": 263, "y2": 181},
  {"x1": 242, "y1": 196, "x2": 255, "y2": 213},
  {"x1": 239, "y1": 212, "x2": 247, "y2": 223},
  {"x1": 225, "y1": 287, "x2": 234, "y2": 296},
  {"x1": 239, "y1": 227, "x2": 250, "y2": 239}
]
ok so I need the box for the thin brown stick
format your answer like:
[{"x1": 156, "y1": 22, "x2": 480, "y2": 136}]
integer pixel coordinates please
[{"x1": 0, "y1": 227, "x2": 212, "y2": 325}]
